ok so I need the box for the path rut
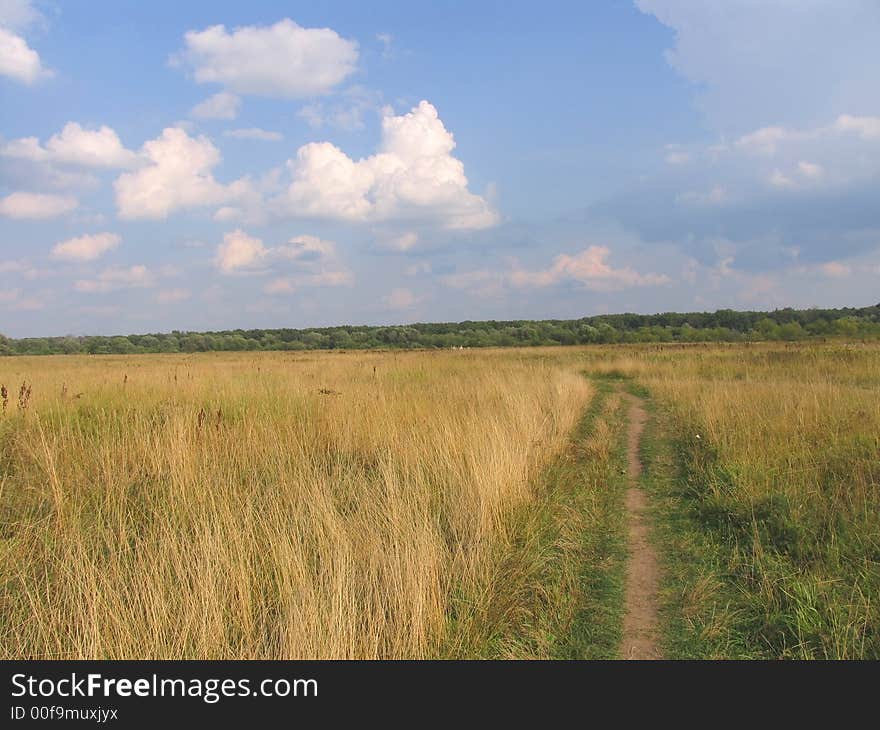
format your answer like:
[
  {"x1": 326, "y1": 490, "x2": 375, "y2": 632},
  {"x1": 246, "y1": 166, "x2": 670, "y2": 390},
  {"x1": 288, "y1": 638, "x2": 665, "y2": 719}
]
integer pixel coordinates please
[{"x1": 620, "y1": 394, "x2": 661, "y2": 660}]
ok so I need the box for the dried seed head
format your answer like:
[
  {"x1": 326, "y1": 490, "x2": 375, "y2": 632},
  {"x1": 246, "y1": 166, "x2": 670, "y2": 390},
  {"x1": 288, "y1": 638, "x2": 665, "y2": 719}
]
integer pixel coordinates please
[{"x1": 17, "y1": 382, "x2": 31, "y2": 411}]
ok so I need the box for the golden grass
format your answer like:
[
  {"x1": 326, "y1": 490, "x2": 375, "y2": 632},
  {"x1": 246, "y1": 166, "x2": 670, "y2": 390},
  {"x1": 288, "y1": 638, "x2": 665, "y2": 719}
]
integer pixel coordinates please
[{"x1": 0, "y1": 348, "x2": 591, "y2": 659}]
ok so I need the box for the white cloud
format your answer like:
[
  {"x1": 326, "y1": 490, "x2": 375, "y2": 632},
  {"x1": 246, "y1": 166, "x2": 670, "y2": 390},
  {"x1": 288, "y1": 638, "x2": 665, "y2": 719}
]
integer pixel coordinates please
[
  {"x1": 820, "y1": 261, "x2": 851, "y2": 278},
  {"x1": 736, "y1": 116, "x2": 880, "y2": 157},
  {"x1": 174, "y1": 19, "x2": 358, "y2": 98},
  {"x1": 376, "y1": 33, "x2": 393, "y2": 59},
  {"x1": 0, "y1": 1, "x2": 42, "y2": 31},
  {"x1": 768, "y1": 170, "x2": 794, "y2": 189},
  {"x1": 215, "y1": 229, "x2": 268, "y2": 273},
  {"x1": 797, "y1": 160, "x2": 823, "y2": 179},
  {"x1": 114, "y1": 127, "x2": 243, "y2": 219},
  {"x1": 2, "y1": 122, "x2": 139, "y2": 168},
  {"x1": 382, "y1": 287, "x2": 421, "y2": 310},
  {"x1": 305, "y1": 270, "x2": 353, "y2": 287},
  {"x1": 296, "y1": 85, "x2": 382, "y2": 132},
  {"x1": 223, "y1": 127, "x2": 283, "y2": 141},
  {"x1": 636, "y1": 1, "x2": 880, "y2": 134},
  {"x1": 509, "y1": 246, "x2": 670, "y2": 291},
  {"x1": 276, "y1": 100, "x2": 498, "y2": 230},
  {"x1": 216, "y1": 230, "x2": 339, "y2": 273},
  {"x1": 736, "y1": 126, "x2": 807, "y2": 156},
  {"x1": 767, "y1": 161, "x2": 823, "y2": 189},
  {"x1": 51, "y1": 232, "x2": 120, "y2": 261},
  {"x1": 157, "y1": 288, "x2": 191, "y2": 303},
  {"x1": 263, "y1": 278, "x2": 295, "y2": 294},
  {"x1": 75, "y1": 265, "x2": 154, "y2": 293},
  {"x1": 191, "y1": 91, "x2": 241, "y2": 120},
  {"x1": 382, "y1": 231, "x2": 419, "y2": 251},
  {"x1": 441, "y1": 247, "x2": 668, "y2": 295},
  {"x1": 275, "y1": 234, "x2": 335, "y2": 262},
  {"x1": 263, "y1": 269, "x2": 353, "y2": 294},
  {"x1": 0, "y1": 191, "x2": 77, "y2": 219},
  {"x1": 217, "y1": 230, "x2": 353, "y2": 290},
  {"x1": 708, "y1": 114, "x2": 880, "y2": 194},
  {"x1": 834, "y1": 114, "x2": 880, "y2": 140},
  {"x1": 0, "y1": 25, "x2": 49, "y2": 84}
]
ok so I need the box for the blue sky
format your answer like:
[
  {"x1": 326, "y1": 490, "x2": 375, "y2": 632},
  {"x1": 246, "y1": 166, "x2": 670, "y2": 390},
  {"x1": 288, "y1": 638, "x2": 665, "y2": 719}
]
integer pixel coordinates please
[{"x1": 1, "y1": 0, "x2": 879, "y2": 337}]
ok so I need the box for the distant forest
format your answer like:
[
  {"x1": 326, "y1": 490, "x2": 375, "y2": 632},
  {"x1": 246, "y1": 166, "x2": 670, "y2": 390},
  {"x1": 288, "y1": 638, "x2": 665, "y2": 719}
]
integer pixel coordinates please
[{"x1": 3, "y1": 304, "x2": 879, "y2": 355}]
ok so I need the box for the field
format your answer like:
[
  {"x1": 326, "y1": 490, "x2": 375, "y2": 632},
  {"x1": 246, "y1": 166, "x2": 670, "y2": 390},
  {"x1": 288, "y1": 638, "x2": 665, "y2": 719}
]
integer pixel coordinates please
[
  {"x1": 1, "y1": 342, "x2": 878, "y2": 659},
  {"x1": 581, "y1": 341, "x2": 880, "y2": 658}
]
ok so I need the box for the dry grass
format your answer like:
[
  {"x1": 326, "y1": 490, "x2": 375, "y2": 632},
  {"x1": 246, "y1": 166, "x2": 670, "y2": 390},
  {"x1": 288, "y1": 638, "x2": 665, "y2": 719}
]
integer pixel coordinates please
[{"x1": 0, "y1": 348, "x2": 591, "y2": 659}]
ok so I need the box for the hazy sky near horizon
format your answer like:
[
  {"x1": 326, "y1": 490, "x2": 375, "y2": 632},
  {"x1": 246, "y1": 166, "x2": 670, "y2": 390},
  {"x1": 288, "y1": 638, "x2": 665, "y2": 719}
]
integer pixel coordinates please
[{"x1": 2, "y1": 0, "x2": 879, "y2": 337}]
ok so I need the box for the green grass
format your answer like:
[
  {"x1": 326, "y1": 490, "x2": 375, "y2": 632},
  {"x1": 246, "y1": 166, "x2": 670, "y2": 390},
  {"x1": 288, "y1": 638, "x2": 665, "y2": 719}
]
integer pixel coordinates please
[
  {"x1": 638, "y1": 394, "x2": 878, "y2": 659},
  {"x1": 638, "y1": 398, "x2": 757, "y2": 658}
]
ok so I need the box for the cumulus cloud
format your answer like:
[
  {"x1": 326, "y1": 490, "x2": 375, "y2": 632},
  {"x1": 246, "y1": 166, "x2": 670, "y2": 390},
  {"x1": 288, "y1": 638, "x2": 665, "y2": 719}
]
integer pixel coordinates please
[
  {"x1": 214, "y1": 229, "x2": 268, "y2": 273},
  {"x1": 0, "y1": 13, "x2": 50, "y2": 84},
  {"x1": 442, "y1": 246, "x2": 668, "y2": 295},
  {"x1": 114, "y1": 127, "x2": 245, "y2": 219},
  {"x1": 215, "y1": 230, "x2": 342, "y2": 274},
  {"x1": 223, "y1": 127, "x2": 283, "y2": 141},
  {"x1": 173, "y1": 19, "x2": 358, "y2": 98},
  {"x1": 275, "y1": 234, "x2": 336, "y2": 262},
  {"x1": 275, "y1": 101, "x2": 498, "y2": 230},
  {"x1": 191, "y1": 91, "x2": 241, "y2": 120},
  {"x1": 215, "y1": 229, "x2": 353, "y2": 292},
  {"x1": 2, "y1": 122, "x2": 139, "y2": 168},
  {"x1": 509, "y1": 246, "x2": 670, "y2": 290},
  {"x1": 75, "y1": 265, "x2": 154, "y2": 293},
  {"x1": 0, "y1": 191, "x2": 77, "y2": 218},
  {"x1": 51, "y1": 232, "x2": 120, "y2": 261}
]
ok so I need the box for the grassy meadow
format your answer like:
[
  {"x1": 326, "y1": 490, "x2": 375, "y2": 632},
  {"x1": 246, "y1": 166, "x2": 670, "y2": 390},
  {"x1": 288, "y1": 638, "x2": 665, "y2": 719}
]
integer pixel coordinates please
[
  {"x1": 0, "y1": 349, "x2": 596, "y2": 659},
  {"x1": 1, "y1": 341, "x2": 877, "y2": 659},
  {"x1": 581, "y1": 341, "x2": 880, "y2": 658}
]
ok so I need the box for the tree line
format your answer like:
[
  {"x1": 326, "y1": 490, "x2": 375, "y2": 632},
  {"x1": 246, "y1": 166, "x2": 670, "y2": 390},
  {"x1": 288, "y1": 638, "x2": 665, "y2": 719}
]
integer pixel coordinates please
[{"x1": 2, "y1": 304, "x2": 879, "y2": 355}]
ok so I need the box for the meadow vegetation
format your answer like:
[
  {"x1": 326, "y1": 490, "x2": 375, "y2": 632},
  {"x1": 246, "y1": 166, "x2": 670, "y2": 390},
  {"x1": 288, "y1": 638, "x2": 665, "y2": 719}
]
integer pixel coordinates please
[
  {"x1": 2, "y1": 341, "x2": 877, "y2": 659},
  {"x1": 582, "y1": 342, "x2": 880, "y2": 658},
  {"x1": 0, "y1": 349, "x2": 591, "y2": 659}
]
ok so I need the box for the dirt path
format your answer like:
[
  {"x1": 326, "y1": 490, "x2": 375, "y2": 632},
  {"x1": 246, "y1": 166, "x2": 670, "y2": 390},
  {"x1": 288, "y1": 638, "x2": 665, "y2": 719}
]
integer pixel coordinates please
[{"x1": 620, "y1": 394, "x2": 662, "y2": 659}]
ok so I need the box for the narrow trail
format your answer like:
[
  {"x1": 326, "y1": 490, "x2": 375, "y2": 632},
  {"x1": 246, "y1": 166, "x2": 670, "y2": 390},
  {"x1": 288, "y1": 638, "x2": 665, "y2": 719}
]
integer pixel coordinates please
[{"x1": 620, "y1": 394, "x2": 662, "y2": 660}]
